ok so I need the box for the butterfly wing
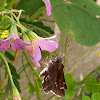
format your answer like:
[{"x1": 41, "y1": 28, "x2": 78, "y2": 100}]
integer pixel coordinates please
[
  {"x1": 41, "y1": 61, "x2": 58, "y2": 93},
  {"x1": 40, "y1": 57, "x2": 67, "y2": 97},
  {"x1": 51, "y1": 63, "x2": 67, "y2": 97}
]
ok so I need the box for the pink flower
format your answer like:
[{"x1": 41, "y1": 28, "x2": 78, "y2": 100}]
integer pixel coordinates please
[
  {"x1": 23, "y1": 31, "x2": 59, "y2": 67},
  {"x1": 0, "y1": 24, "x2": 31, "y2": 51},
  {"x1": 42, "y1": 0, "x2": 52, "y2": 16}
]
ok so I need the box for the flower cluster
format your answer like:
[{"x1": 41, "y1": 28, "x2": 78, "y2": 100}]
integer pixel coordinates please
[
  {"x1": 23, "y1": 30, "x2": 59, "y2": 67},
  {"x1": 0, "y1": 23, "x2": 59, "y2": 67},
  {"x1": 0, "y1": 1, "x2": 56, "y2": 100},
  {"x1": 0, "y1": 23, "x2": 31, "y2": 51}
]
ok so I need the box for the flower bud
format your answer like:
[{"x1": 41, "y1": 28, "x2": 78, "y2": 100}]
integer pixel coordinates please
[{"x1": 12, "y1": 85, "x2": 21, "y2": 100}]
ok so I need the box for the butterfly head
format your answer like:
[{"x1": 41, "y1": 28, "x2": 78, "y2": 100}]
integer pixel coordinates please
[{"x1": 53, "y1": 57, "x2": 62, "y2": 63}]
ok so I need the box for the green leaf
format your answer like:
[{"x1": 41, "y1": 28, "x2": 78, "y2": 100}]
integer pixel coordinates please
[
  {"x1": 92, "y1": 93, "x2": 100, "y2": 100},
  {"x1": 8, "y1": 76, "x2": 11, "y2": 92},
  {"x1": 7, "y1": 63, "x2": 21, "y2": 93},
  {"x1": 64, "y1": 90, "x2": 75, "y2": 99},
  {"x1": 17, "y1": 0, "x2": 44, "y2": 16},
  {"x1": 8, "y1": 63, "x2": 20, "y2": 79},
  {"x1": 37, "y1": 79, "x2": 42, "y2": 88},
  {"x1": 0, "y1": 90, "x2": 4, "y2": 96},
  {"x1": 41, "y1": 51, "x2": 50, "y2": 57},
  {"x1": 28, "y1": 6, "x2": 45, "y2": 21},
  {"x1": 27, "y1": 81, "x2": 35, "y2": 95},
  {"x1": 5, "y1": 51, "x2": 15, "y2": 61},
  {"x1": 65, "y1": 74, "x2": 78, "y2": 89},
  {"x1": 84, "y1": 77, "x2": 100, "y2": 94},
  {"x1": 7, "y1": 95, "x2": 12, "y2": 100},
  {"x1": 0, "y1": 16, "x2": 11, "y2": 29},
  {"x1": 0, "y1": 59, "x2": 4, "y2": 68},
  {"x1": 82, "y1": 96, "x2": 91, "y2": 100},
  {"x1": 51, "y1": 0, "x2": 100, "y2": 46},
  {"x1": 7, "y1": 0, "x2": 16, "y2": 10},
  {"x1": 11, "y1": 71, "x2": 20, "y2": 79},
  {"x1": 20, "y1": 19, "x2": 54, "y2": 37},
  {"x1": 8, "y1": 76, "x2": 21, "y2": 93},
  {"x1": 8, "y1": 63, "x2": 16, "y2": 72},
  {"x1": 0, "y1": 0, "x2": 4, "y2": 11},
  {"x1": 13, "y1": 77, "x2": 21, "y2": 93},
  {"x1": 68, "y1": 0, "x2": 100, "y2": 16}
]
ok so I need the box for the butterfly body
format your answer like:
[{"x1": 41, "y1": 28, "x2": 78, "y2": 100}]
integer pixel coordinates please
[{"x1": 40, "y1": 57, "x2": 67, "y2": 97}]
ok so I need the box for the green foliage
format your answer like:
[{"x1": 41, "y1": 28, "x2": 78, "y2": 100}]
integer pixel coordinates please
[
  {"x1": 51, "y1": 0, "x2": 100, "y2": 46},
  {"x1": 6, "y1": 0, "x2": 16, "y2": 10},
  {"x1": 1, "y1": 0, "x2": 100, "y2": 99},
  {"x1": 84, "y1": 77, "x2": 100, "y2": 94},
  {"x1": 0, "y1": 16, "x2": 11, "y2": 29},
  {"x1": 0, "y1": 59, "x2": 4, "y2": 68},
  {"x1": 28, "y1": 6, "x2": 45, "y2": 21},
  {"x1": 5, "y1": 51, "x2": 15, "y2": 61},
  {"x1": 91, "y1": 93, "x2": 100, "y2": 100},
  {"x1": 27, "y1": 81, "x2": 35, "y2": 95},
  {"x1": 20, "y1": 19, "x2": 54, "y2": 37},
  {"x1": 65, "y1": 73, "x2": 78, "y2": 89},
  {"x1": 8, "y1": 63, "x2": 16, "y2": 72},
  {"x1": 0, "y1": 90, "x2": 4, "y2": 96},
  {"x1": 7, "y1": 63, "x2": 21, "y2": 93},
  {"x1": 64, "y1": 90, "x2": 75, "y2": 99},
  {"x1": 36, "y1": 79, "x2": 42, "y2": 88},
  {"x1": 0, "y1": 0, "x2": 4, "y2": 11},
  {"x1": 82, "y1": 96, "x2": 91, "y2": 100},
  {"x1": 64, "y1": 74, "x2": 77, "y2": 99},
  {"x1": 17, "y1": 0, "x2": 45, "y2": 20},
  {"x1": 41, "y1": 51, "x2": 50, "y2": 58}
]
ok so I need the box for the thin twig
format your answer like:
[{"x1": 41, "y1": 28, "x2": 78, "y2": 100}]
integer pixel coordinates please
[
  {"x1": 68, "y1": 43, "x2": 100, "y2": 73},
  {"x1": 64, "y1": 37, "x2": 68, "y2": 72},
  {"x1": 0, "y1": 9, "x2": 24, "y2": 14}
]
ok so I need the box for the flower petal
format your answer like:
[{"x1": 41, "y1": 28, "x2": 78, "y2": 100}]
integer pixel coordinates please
[
  {"x1": 34, "y1": 61, "x2": 41, "y2": 67},
  {"x1": 34, "y1": 45, "x2": 42, "y2": 62},
  {"x1": 44, "y1": 33, "x2": 60, "y2": 40},
  {"x1": 38, "y1": 39, "x2": 58, "y2": 52},
  {"x1": 27, "y1": 45, "x2": 41, "y2": 67},
  {"x1": 16, "y1": 38, "x2": 32, "y2": 46},
  {"x1": 0, "y1": 40, "x2": 10, "y2": 51},
  {"x1": 42, "y1": 0, "x2": 52, "y2": 16},
  {"x1": 29, "y1": 45, "x2": 41, "y2": 62},
  {"x1": 10, "y1": 39, "x2": 25, "y2": 51},
  {"x1": 0, "y1": 40, "x2": 4, "y2": 43}
]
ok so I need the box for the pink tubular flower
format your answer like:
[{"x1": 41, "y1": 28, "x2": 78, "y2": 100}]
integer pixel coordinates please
[
  {"x1": 23, "y1": 31, "x2": 59, "y2": 67},
  {"x1": 42, "y1": 0, "x2": 52, "y2": 16},
  {"x1": 0, "y1": 23, "x2": 31, "y2": 51}
]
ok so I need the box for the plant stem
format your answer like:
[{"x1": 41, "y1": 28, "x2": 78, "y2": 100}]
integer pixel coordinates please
[
  {"x1": 18, "y1": 63, "x2": 28, "y2": 74},
  {"x1": 68, "y1": 44, "x2": 100, "y2": 73},
  {"x1": 5, "y1": 9, "x2": 26, "y2": 32},
  {"x1": 64, "y1": 37, "x2": 68, "y2": 72},
  {"x1": 0, "y1": 52, "x2": 14, "y2": 86},
  {"x1": 23, "y1": 51, "x2": 42, "y2": 81},
  {"x1": 0, "y1": 50, "x2": 18, "y2": 89},
  {"x1": 7, "y1": 0, "x2": 15, "y2": 9},
  {"x1": 80, "y1": 65, "x2": 100, "y2": 84},
  {"x1": 22, "y1": 52, "x2": 30, "y2": 82},
  {"x1": 23, "y1": 51, "x2": 43, "y2": 100}
]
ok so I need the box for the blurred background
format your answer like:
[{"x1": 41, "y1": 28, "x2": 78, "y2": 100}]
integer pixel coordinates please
[{"x1": 1, "y1": 0, "x2": 100, "y2": 100}]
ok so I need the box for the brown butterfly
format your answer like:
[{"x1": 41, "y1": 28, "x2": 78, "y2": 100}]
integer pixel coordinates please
[{"x1": 39, "y1": 57, "x2": 67, "y2": 97}]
